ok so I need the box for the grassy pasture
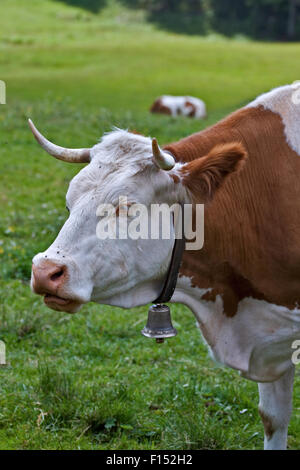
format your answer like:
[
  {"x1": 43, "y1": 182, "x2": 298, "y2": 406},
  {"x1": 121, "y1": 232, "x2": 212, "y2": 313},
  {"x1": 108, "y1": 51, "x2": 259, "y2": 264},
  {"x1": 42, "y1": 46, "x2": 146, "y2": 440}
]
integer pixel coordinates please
[{"x1": 1, "y1": 0, "x2": 300, "y2": 450}]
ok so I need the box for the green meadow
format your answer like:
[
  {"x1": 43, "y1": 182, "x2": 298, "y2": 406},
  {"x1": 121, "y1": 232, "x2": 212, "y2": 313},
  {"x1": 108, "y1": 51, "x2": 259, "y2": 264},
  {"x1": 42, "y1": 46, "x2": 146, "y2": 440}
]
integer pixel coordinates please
[{"x1": 0, "y1": 0, "x2": 300, "y2": 450}]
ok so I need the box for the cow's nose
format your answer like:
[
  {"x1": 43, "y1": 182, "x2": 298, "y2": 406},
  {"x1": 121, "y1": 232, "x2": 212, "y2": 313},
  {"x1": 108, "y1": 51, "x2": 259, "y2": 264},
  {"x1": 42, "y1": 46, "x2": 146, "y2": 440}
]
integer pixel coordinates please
[{"x1": 32, "y1": 261, "x2": 68, "y2": 295}]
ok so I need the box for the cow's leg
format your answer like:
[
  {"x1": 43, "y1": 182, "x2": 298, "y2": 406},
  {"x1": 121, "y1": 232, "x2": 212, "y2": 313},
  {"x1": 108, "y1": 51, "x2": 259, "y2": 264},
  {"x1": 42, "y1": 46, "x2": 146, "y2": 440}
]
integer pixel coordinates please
[{"x1": 258, "y1": 366, "x2": 295, "y2": 450}]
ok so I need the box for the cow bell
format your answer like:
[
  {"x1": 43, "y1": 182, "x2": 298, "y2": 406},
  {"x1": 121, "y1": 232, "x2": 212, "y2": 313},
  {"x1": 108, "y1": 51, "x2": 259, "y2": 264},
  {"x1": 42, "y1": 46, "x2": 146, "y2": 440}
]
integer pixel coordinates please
[{"x1": 141, "y1": 304, "x2": 177, "y2": 343}]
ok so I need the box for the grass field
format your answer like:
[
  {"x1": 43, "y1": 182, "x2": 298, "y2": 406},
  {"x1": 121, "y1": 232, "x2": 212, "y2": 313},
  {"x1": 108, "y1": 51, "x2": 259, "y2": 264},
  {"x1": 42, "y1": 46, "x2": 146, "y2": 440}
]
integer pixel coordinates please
[{"x1": 1, "y1": 0, "x2": 300, "y2": 450}]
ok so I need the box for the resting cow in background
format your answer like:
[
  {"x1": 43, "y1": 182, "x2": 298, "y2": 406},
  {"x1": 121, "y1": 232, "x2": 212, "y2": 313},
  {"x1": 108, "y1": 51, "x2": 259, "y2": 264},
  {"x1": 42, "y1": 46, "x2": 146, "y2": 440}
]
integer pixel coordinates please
[
  {"x1": 150, "y1": 95, "x2": 207, "y2": 119},
  {"x1": 29, "y1": 83, "x2": 300, "y2": 449}
]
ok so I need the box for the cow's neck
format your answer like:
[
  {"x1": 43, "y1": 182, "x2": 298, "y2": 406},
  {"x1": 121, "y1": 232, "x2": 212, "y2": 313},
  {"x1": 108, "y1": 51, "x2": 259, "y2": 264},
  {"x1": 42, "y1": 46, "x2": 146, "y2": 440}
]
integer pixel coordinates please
[{"x1": 166, "y1": 106, "x2": 300, "y2": 316}]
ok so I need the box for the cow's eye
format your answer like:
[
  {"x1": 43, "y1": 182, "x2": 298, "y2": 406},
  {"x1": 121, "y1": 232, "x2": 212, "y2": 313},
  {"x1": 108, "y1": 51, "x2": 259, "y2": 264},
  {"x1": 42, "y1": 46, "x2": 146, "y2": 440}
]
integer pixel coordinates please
[
  {"x1": 115, "y1": 202, "x2": 135, "y2": 217},
  {"x1": 66, "y1": 205, "x2": 70, "y2": 213}
]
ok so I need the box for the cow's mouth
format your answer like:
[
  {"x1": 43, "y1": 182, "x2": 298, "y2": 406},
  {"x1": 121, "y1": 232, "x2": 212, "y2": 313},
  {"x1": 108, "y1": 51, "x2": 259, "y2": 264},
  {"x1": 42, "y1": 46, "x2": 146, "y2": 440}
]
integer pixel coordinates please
[
  {"x1": 43, "y1": 294, "x2": 82, "y2": 313},
  {"x1": 44, "y1": 294, "x2": 71, "y2": 306}
]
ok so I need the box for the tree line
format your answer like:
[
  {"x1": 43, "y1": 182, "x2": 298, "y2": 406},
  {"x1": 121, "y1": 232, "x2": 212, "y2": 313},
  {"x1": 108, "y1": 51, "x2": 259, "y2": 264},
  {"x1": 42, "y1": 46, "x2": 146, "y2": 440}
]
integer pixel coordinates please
[{"x1": 120, "y1": 0, "x2": 300, "y2": 40}]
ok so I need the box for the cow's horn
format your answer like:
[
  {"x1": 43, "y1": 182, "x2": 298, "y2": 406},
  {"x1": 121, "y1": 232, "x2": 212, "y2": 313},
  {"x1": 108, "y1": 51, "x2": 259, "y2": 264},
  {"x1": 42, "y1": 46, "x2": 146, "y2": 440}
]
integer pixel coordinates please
[
  {"x1": 28, "y1": 119, "x2": 90, "y2": 163},
  {"x1": 152, "y1": 138, "x2": 175, "y2": 170}
]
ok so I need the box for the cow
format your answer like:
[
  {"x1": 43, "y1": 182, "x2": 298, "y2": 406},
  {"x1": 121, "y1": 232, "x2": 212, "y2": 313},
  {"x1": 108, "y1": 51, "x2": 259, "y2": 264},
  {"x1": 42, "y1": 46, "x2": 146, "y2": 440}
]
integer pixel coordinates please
[
  {"x1": 150, "y1": 95, "x2": 207, "y2": 119},
  {"x1": 29, "y1": 83, "x2": 300, "y2": 450}
]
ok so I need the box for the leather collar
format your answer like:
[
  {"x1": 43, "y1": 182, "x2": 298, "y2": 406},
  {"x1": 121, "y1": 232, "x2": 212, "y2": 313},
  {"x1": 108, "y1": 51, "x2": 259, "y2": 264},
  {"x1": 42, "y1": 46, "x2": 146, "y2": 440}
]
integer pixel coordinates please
[{"x1": 153, "y1": 203, "x2": 185, "y2": 303}]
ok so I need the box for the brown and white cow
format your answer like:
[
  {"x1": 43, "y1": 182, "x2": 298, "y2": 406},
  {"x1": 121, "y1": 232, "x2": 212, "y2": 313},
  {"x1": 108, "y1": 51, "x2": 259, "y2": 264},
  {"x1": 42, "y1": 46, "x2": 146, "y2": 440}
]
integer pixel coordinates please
[
  {"x1": 150, "y1": 95, "x2": 207, "y2": 119},
  {"x1": 30, "y1": 84, "x2": 300, "y2": 450}
]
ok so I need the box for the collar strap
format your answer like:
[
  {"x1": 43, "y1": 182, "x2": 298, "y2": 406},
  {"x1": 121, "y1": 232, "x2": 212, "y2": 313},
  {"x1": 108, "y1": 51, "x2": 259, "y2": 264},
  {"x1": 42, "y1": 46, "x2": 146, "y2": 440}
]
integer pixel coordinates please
[{"x1": 153, "y1": 203, "x2": 185, "y2": 303}]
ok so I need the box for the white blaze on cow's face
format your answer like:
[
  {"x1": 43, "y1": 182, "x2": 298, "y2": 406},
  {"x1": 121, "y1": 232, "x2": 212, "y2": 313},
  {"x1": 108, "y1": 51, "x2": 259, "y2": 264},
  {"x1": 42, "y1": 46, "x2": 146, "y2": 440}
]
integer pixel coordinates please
[{"x1": 31, "y1": 130, "x2": 185, "y2": 313}]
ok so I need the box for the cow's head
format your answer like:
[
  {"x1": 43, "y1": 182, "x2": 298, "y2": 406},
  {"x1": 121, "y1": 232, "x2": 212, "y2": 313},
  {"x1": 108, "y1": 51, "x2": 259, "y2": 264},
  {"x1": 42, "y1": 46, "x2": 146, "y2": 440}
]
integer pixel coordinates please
[{"x1": 29, "y1": 119, "x2": 246, "y2": 313}]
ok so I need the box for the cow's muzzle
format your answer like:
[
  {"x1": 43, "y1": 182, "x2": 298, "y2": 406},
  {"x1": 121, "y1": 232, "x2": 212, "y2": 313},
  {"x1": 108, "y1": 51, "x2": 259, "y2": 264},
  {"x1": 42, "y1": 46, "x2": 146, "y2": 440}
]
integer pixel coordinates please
[{"x1": 31, "y1": 260, "x2": 82, "y2": 313}]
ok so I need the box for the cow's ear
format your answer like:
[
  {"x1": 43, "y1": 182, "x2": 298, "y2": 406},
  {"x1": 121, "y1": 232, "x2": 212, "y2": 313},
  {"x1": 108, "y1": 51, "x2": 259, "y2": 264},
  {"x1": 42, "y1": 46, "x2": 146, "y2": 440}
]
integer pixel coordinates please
[{"x1": 180, "y1": 142, "x2": 247, "y2": 202}]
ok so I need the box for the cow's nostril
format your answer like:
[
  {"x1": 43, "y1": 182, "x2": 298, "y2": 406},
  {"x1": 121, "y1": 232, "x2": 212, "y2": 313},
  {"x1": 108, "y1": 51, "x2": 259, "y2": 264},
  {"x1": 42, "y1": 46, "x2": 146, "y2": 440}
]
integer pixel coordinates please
[
  {"x1": 50, "y1": 269, "x2": 64, "y2": 282},
  {"x1": 32, "y1": 262, "x2": 68, "y2": 296}
]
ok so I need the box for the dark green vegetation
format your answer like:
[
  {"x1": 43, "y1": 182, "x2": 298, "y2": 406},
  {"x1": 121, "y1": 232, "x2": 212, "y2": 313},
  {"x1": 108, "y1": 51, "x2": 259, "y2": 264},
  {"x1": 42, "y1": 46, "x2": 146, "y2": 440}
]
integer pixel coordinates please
[
  {"x1": 0, "y1": 0, "x2": 300, "y2": 450},
  {"x1": 62, "y1": 0, "x2": 300, "y2": 40}
]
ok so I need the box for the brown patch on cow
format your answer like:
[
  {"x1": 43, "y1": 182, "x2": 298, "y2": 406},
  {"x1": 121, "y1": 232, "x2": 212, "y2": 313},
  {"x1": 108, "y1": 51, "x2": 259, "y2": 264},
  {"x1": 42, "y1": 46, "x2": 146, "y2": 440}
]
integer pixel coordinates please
[
  {"x1": 185, "y1": 100, "x2": 196, "y2": 117},
  {"x1": 201, "y1": 290, "x2": 217, "y2": 303},
  {"x1": 163, "y1": 106, "x2": 300, "y2": 317},
  {"x1": 259, "y1": 409, "x2": 274, "y2": 440},
  {"x1": 150, "y1": 98, "x2": 171, "y2": 115},
  {"x1": 187, "y1": 262, "x2": 265, "y2": 317},
  {"x1": 170, "y1": 173, "x2": 180, "y2": 184}
]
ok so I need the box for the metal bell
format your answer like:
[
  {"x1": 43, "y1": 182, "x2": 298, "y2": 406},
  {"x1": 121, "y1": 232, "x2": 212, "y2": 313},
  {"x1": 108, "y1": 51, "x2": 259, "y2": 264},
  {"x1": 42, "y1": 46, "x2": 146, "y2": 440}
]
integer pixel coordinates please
[{"x1": 141, "y1": 304, "x2": 177, "y2": 343}]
